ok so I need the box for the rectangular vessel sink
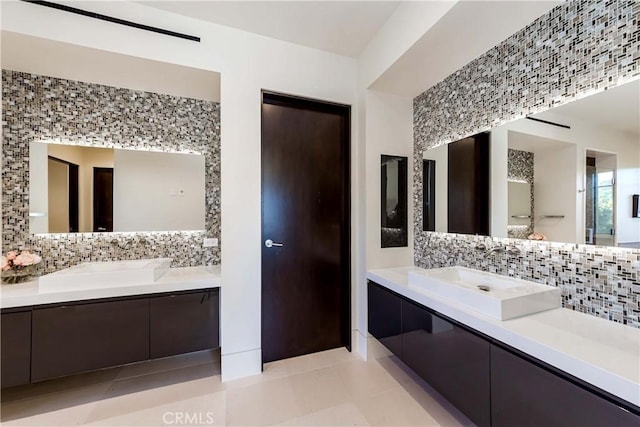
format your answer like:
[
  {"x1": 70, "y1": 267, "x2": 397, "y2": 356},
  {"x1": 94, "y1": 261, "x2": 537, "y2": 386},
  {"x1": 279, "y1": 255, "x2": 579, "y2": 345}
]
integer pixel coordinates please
[
  {"x1": 39, "y1": 258, "x2": 172, "y2": 293},
  {"x1": 408, "y1": 266, "x2": 561, "y2": 320}
]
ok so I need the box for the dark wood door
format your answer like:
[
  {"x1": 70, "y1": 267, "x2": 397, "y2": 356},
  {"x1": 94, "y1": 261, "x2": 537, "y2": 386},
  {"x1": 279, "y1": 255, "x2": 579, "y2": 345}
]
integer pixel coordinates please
[
  {"x1": 491, "y1": 343, "x2": 640, "y2": 427},
  {"x1": 1, "y1": 309, "x2": 32, "y2": 388},
  {"x1": 367, "y1": 282, "x2": 402, "y2": 357},
  {"x1": 402, "y1": 299, "x2": 491, "y2": 427},
  {"x1": 31, "y1": 298, "x2": 149, "y2": 382},
  {"x1": 93, "y1": 167, "x2": 113, "y2": 232},
  {"x1": 447, "y1": 132, "x2": 490, "y2": 235},
  {"x1": 261, "y1": 92, "x2": 350, "y2": 363},
  {"x1": 68, "y1": 163, "x2": 79, "y2": 232},
  {"x1": 150, "y1": 289, "x2": 219, "y2": 359}
]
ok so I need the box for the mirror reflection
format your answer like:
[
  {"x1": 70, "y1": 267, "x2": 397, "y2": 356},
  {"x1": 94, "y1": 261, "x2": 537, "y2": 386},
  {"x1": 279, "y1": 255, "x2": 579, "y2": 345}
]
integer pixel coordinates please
[
  {"x1": 423, "y1": 79, "x2": 640, "y2": 248},
  {"x1": 422, "y1": 133, "x2": 490, "y2": 236},
  {"x1": 381, "y1": 155, "x2": 408, "y2": 248},
  {"x1": 29, "y1": 142, "x2": 206, "y2": 234}
]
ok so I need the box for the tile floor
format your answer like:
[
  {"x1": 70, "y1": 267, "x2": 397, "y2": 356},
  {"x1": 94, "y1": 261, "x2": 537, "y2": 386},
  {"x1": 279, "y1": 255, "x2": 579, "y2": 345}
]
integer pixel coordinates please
[{"x1": 1, "y1": 339, "x2": 472, "y2": 426}]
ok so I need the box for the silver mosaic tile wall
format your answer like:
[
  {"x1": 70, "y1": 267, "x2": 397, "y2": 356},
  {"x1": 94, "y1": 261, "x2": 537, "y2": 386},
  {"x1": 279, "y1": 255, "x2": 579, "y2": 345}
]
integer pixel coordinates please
[
  {"x1": 413, "y1": 0, "x2": 640, "y2": 327},
  {"x1": 2, "y1": 70, "x2": 221, "y2": 273},
  {"x1": 507, "y1": 148, "x2": 534, "y2": 239},
  {"x1": 419, "y1": 233, "x2": 640, "y2": 328}
]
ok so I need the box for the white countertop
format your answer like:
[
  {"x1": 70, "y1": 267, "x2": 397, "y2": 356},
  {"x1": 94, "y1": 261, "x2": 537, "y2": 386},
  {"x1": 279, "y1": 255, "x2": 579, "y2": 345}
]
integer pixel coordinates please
[
  {"x1": 367, "y1": 266, "x2": 640, "y2": 408},
  {"x1": 1, "y1": 265, "x2": 221, "y2": 309}
]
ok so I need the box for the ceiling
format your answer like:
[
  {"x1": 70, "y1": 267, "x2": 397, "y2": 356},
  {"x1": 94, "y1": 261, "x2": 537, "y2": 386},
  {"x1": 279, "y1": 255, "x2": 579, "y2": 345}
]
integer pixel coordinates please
[
  {"x1": 139, "y1": 1, "x2": 560, "y2": 97},
  {"x1": 138, "y1": 1, "x2": 401, "y2": 57},
  {"x1": 508, "y1": 131, "x2": 572, "y2": 154},
  {"x1": 4, "y1": 1, "x2": 575, "y2": 100},
  {"x1": 370, "y1": 0, "x2": 561, "y2": 97}
]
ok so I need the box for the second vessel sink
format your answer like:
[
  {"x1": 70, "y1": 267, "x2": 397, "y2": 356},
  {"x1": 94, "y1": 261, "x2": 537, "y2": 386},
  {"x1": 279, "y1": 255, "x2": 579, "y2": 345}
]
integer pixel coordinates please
[
  {"x1": 39, "y1": 258, "x2": 172, "y2": 293},
  {"x1": 408, "y1": 266, "x2": 561, "y2": 320}
]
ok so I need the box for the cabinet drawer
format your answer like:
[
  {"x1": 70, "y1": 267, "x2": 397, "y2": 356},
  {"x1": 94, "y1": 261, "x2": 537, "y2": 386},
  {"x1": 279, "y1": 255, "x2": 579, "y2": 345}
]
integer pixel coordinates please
[
  {"x1": 150, "y1": 289, "x2": 219, "y2": 359},
  {"x1": 491, "y1": 343, "x2": 639, "y2": 427},
  {"x1": 402, "y1": 299, "x2": 490, "y2": 427},
  {"x1": 1, "y1": 311, "x2": 32, "y2": 388},
  {"x1": 367, "y1": 282, "x2": 402, "y2": 357},
  {"x1": 31, "y1": 298, "x2": 149, "y2": 382}
]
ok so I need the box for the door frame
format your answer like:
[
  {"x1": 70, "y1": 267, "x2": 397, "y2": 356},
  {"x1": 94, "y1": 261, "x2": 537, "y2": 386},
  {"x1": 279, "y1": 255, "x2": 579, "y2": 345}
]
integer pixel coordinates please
[
  {"x1": 48, "y1": 156, "x2": 79, "y2": 233},
  {"x1": 583, "y1": 147, "x2": 618, "y2": 246},
  {"x1": 260, "y1": 90, "x2": 352, "y2": 362},
  {"x1": 93, "y1": 167, "x2": 114, "y2": 232}
]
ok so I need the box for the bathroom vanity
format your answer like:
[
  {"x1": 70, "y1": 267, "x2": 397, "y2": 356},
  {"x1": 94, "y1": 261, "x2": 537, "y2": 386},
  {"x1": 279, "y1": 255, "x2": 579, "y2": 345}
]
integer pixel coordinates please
[
  {"x1": 0, "y1": 265, "x2": 220, "y2": 388},
  {"x1": 367, "y1": 267, "x2": 640, "y2": 427}
]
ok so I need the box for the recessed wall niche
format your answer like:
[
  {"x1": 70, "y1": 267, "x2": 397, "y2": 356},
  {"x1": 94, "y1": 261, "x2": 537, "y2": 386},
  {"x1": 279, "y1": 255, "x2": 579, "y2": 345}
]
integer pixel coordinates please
[{"x1": 2, "y1": 69, "x2": 221, "y2": 273}]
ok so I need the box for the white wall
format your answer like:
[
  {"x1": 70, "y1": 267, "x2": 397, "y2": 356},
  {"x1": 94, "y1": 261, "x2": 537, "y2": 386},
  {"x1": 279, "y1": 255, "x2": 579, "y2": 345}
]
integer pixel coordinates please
[
  {"x1": 113, "y1": 150, "x2": 205, "y2": 232},
  {"x1": 365, "y1": 90, "x2": 413, "y2": 269},
  {"x1": 614, "y1": 157, "x2": 640, "y2": 245},
  {"x1": 422, "y1": 143, "x2": 448, "y2": 233},
  {"x1": 358, "y1": 1, "x2": 457, "y2": 90},
  {"x1": 47, "y1": 159, "x2": 69, "y2": 233},
  {"x1": 489, "y1": 128, "x2": 509, "y2": 238},
  {"x1": 508, "y1": 182, "x2": 532, "y2": 225},
  {"x1": 360, "y1": 90, "x2": 412, "y2": 360},
  {"x1": 534, "y1": 143, "x2": 578, "y2": 243},
  {"x1": 1, "y1": 31, "x2": 221, "y2": 102},
  {"x1": 2, "y1": 0, "x2": 359, "y2": 380}
]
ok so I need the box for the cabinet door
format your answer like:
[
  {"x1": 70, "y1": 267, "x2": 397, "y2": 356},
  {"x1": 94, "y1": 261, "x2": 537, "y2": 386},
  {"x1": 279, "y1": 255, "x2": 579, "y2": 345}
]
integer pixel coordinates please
[
  {"x1": 32, "y1": 298, "x2": 149, "y2": 382},
  {"x1": 1, "y1": 310, "x2": 32, "y2": 388},
  {"x1": 491, "y1": 343, "x2": 640, "y2": 427},
  {"x1": 402, "y1": 300, "x2": 490, "y2": 427},
  {"x1": 150, "y1": 289, "x2": 219, "y2": 359},
  {"x1": 367, "y1": 282, "x2": 402, "y2": 357}
]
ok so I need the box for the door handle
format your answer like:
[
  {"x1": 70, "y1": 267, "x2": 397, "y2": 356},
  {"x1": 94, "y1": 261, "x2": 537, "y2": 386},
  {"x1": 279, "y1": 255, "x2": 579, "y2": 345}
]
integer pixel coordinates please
[{"x1": 264, "y1": 239, "x2": 283, "y2": 248}]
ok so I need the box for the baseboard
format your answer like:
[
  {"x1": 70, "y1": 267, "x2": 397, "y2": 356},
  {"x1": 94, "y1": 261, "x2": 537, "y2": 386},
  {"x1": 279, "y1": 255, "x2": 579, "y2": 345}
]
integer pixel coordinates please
[
  {"x1": 221, "y1": 348, "x2": 262, "y2": 382},
  {"x1": 353, "y1": 329, "x2": 368, "y2": 361}
]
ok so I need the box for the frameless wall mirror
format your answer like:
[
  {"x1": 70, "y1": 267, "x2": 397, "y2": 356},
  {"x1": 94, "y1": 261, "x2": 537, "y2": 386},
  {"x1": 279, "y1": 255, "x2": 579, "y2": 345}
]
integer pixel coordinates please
[
  {"x1": 381, "y1": 155, "x2": 408, "y2": 248},
  {"x1": 29, "y1": 142, "x2": 206, "y2": 233},
  {"x1": 422, "y1": 78, "x2": 640, "y2": 248}
]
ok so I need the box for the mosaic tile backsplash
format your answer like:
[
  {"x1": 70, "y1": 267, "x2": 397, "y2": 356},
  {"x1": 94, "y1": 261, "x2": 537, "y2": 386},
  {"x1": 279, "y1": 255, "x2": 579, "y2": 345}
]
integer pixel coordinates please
[
  {"x1": 418, "y1": 233, "x2": 640, "y2": 328},
  {"x1": 413, "y1": 0, "x2": 640, "y2": 327},
  {"x1": 2, "y1": 70, "x2": 221, "y2": 273}
]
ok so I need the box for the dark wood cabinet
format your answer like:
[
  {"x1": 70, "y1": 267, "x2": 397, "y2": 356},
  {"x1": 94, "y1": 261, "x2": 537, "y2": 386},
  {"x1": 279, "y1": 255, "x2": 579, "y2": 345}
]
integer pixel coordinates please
[
  {"x1": 150, "y1": 289, "x2": 219, "y2": 359},
  {"x1": 2, "y1": 287, "x2": 220, "y2": 388},
  {"x1": 402, "y1": 300, "x2": 491, "y2": 427},
  {"x1": 367, "y1": 282, "x2": 402, "y2": 357},
  {"x1": 491, "y1": 343, "x2": 639, "y2": 427},
  {"x1": 1, "y1": 309, "x2": 32, "y2": 388},
  {"x1": 31, "y1": 298, "x2": 149, "y2": 382},
  {"x1": 367, "y1": 280, "x2": 640, "y2": 427}
]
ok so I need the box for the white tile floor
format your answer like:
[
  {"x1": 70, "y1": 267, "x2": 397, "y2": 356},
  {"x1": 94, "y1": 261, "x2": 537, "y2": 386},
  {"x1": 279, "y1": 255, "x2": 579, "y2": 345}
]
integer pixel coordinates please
[{"x1": 1, "y1": 339, "x2": 472, "y2": 426}]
